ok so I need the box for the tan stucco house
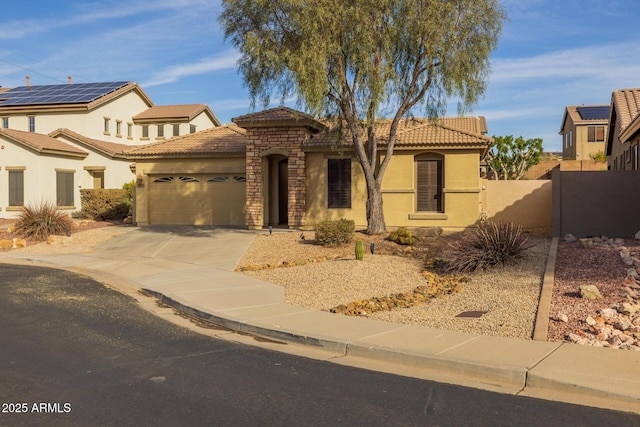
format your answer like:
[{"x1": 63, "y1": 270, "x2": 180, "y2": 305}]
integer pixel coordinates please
[
  {"x1": 606, "y1": 88, "x2": 640, "y2": 171},
  {"x1": 559, "y1": 105, "x2": 609, "y2": 161},
  {"x1": 129, "y1": 107, "x2": 493, "y2": 230},
  {"x1": 0, "y1": 79, "x2": 220, "y2": 217}
]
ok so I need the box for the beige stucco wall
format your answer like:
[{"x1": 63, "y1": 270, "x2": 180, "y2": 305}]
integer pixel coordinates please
[
  {"x1": 305, "y1": 149, "x2": 483, "y2": 230},
  {"x1": 0, "y1": 138, "x2": 80, "y2": 217},
  {"x1": 56, "y1": 135, "x2": 135, "y2": 189},
  {"x1": 481, "y1": 179, "x2": 552, "y2": 229},
  {"x1": 573, "y1": 125, "x2": 606, "y2": 161},
  {"x1": 133, "y1": 157, "x2": 245, "y2": 225}
]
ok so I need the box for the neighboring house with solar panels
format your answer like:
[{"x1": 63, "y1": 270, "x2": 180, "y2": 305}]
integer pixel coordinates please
[
  {"x1": 0, "y1": 79, "x2": 220, "y2": 218},
  {"x1": 559, "y1": 104, "x2": 609, "y2": 160},
  {"x1": 606, "y1": 88, "x2": 640, "y2": 171}
]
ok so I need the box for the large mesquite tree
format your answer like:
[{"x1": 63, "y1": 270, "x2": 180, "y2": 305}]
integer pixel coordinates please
[{"x1": 220, "y1": 0, "x2": 506, "y2": 234}]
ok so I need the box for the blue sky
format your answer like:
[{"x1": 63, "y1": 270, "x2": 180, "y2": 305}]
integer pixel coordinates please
[{"x1": 1, "y1": 0, "x2": 640, "y2": 152}]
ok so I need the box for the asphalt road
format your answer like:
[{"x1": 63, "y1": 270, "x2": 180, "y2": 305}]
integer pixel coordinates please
[{"x1": 0, "y1": 264, "x2": 638, "y2": 427}]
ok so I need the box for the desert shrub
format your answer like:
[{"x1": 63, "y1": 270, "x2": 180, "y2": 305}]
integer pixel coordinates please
[
  {"x1": 315, "y1": 219, "x2": 355, "y2": 246},
  {"x1": 388, "y1": 227, "x2": 414, "y2": 245},
  {"x1": 80, "y1": 189, "x2": 130, "y2": 221},
  {"x1": 122, "y1": 180, "x2": 135, "y2": 203},
  {"x1": 13, "y1": 202, "x2": 74, "y2": 240},
  {"x1": 442, "y1": 221, "x2": 534, "y2": 274}
]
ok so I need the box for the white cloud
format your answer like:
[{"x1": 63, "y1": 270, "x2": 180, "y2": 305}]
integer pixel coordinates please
[{"x1": 142, "y1": 53, "x2": 241, "y2": 87}]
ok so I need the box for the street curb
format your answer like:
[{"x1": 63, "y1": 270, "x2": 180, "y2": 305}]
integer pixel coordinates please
[
  {"x1": 140, "y1": 288, "x2": 349, "y2": 354},
  {"x1": 533, "y1": 237, "x2": 559, "y2": 341}
]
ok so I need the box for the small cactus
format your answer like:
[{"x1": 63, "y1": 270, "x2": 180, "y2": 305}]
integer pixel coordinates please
[{"x1": 355, "y1": 239, "x2": 364, "y2": 261}]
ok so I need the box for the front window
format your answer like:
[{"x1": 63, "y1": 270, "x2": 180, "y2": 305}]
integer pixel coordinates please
[
  {"x1": 1, "y1": 117, "x2": 8, "y2": 128},
  {"x1": 127, "y1": 123, "x2": 133, "y2": 139},
  {"x1": 327, "y1": 158, "x2": 351, "y2": 209},
  {"x1": 142, "y1": 125, "x2": 149, "y2": 138},
  {"x1": 56, "y1": 170, "x2": 74, "y2": 207},
  {"x1": 8, "y1": 170, "x2": 24, "y2": 206},
  {"x1": 104, "y1": 117, "x2": 110, "y2": 134},
  {"x1": 28, "y1": 116, "x2": 35, "y2": 132},
  {"x1": 587, "y1": 126, "x2": 605, "y2": 142},
  {"x1": 190, "y1": 124, "x2": 197, "y2": 134},
  {"x1": 416, "y1": 154, "x2": 444, "y2": 212},
  {"x1": 173, "y1": 124, "x2": 180, "y2": 137},
  {"x1": 116, "y1": 120, "x2": 122, "y2": 137},
  {"x1": 157, "y1": 124, "x2": 164, "y2": 138}
]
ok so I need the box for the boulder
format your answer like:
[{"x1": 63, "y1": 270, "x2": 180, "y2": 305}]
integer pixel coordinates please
[
  {"x1": 579, "y1": 285, "x2": 602, "y2": 300},
  {"x1": 415, "y1": 227, "x2": 443, "y2": 239}
]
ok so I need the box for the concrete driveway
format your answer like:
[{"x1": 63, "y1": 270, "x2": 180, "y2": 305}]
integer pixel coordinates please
[{"x1": 92, "y1": 225, "x2": 257, "y2": 271}]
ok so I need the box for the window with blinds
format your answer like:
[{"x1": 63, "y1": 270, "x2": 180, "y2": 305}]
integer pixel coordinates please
[
  {"x1": 416, "y1": 158, "x2": 443, "y2": 212},
  {"x1": 327, "y1": 158, "x2": 351, "y2": 209},
  {"x1": 8, "y1": 170, "x2": 24, "y2": 206},
  {"x1": 56, "y1": 171, "x2": 74, "y2": 207}
]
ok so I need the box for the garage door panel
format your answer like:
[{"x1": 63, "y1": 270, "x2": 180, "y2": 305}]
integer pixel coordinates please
[{"x1": 149, "y1": 174, "x2": 245, "y2": 225}]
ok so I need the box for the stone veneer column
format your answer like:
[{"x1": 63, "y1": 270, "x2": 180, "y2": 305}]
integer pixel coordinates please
[{"x1": 244, "y1": 126, "x2": 308, "y2": 229}]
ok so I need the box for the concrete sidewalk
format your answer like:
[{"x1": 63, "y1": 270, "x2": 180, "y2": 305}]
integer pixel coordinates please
[{"x1": 1, "y1": 225, "x2": 638, "y2": 415}]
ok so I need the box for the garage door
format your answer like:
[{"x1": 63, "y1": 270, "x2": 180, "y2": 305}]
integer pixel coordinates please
[{"x1": 149, "y1": 174, "x2": 246, "y2": 225}]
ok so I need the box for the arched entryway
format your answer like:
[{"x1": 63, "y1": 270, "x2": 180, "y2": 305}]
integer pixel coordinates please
[{"x1": 262, "y1": 152, "x2": 288, "y2": 226}]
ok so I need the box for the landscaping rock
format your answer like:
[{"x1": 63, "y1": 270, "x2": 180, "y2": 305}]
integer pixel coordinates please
[
  {"x1": 564, "y1": 234, "x2": 577, "y2": 242},
  {"x1": 12, "y1": 238, "x2": 26, "y2": 248},
  {"x1": 579, "y1": 284, "x2": 602, "y2": 300},
  {"x1": 579, "y1": 238, "x2": 594, "y2": 248},
  {"x1": 47, "y1": 235, "x2": 73, "y2": 246}
]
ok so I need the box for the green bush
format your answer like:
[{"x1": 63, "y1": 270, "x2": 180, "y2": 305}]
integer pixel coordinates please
[
  {"x1": 388, "y1": 227, "x2": 414, "y2": 245},
  {"x1": 315, "y1": 219, "x2": 355, "y2": 247},
  {"x1": 13, "y1": 202, "x2": 74, "y2": 240},
  {"x1": 122, "y1": 180, "x2": 135, "y2": 203},
  {"x1": 80, "y1": 189, "x2": 130, "y2": 221},
  {"x1": 442, "y1": 221, "x2": 534, "y2": 273}
]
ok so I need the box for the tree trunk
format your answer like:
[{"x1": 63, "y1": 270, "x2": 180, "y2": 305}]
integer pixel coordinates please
[{"x1": 365, "y1": 180, "x2": 386, "y2": 234}]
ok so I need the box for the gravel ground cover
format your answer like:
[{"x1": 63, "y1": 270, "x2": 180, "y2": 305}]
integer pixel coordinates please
[{"x1": 239, "y1": 230, "x2": 550, "y2": 340}]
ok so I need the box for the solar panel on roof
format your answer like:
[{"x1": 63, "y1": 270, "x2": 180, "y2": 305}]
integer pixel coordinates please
[
  {"x1": 0, "y1": 81, "x2": 129, "y2": 106},
  {"x1": 576, "y1": 106, "x2": 610, "y2": 120}
]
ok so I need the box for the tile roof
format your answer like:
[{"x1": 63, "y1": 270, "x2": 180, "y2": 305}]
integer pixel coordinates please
[
  {"x1": 133, "y1": 104, "x2": 209, "y2": 121},
  {"x1": 0, "y1": 128, "x2": 87, "y2": 157},
  {"x1": 49, "y1": 128, "x2": 131, "y2": 158},
  {"x1": 233, "y1": 106, "x2": 326, "y2": 131},
  {"x1": 438, "y1": 117, "x2": 488, "y2": 134},
  {"x1": 611, "y1": 89, "x2": 640, "y2": 137},
  {"x1": 305, "y1": 118, "x2": 492, "y2": 149},
  {"x1": 127, "y1": 125, "x2": 246, "y2": 157}
]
